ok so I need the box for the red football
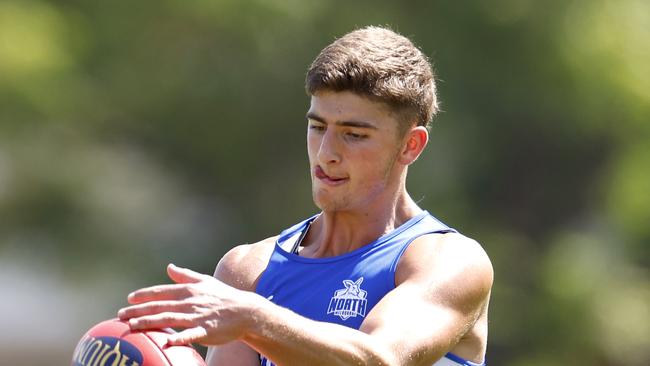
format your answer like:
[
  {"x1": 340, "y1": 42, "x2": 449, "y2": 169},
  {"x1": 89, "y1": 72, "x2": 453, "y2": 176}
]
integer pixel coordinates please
[{"x1": 71, "y1": 318, "x2": 206, "y2": 366}]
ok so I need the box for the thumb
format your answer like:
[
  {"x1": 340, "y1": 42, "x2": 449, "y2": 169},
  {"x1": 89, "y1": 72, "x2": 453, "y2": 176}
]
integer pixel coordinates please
[
  {"x1": 167, "y1": 326, "x2": 208, "y2": 346},
  {"x1": 167, "y1": 263, "x2": 208, "y2": 284}
]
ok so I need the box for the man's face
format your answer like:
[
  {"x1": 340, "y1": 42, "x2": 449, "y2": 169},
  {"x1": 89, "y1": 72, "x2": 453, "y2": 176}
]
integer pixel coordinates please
[{"x1": 306, "y1": 91, "x2": 404, "y2": 212}]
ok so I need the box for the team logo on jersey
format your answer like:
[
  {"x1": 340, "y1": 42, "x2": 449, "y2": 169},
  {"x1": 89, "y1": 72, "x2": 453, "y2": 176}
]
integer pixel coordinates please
[{"x1": 327, "y1": 277, "x2": 368, "y2": 320}]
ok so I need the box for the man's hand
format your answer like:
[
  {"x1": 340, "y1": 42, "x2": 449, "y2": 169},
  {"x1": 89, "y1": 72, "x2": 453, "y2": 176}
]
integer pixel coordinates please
[{"x1": 117, "y1": 263, "x2": 259, "y2": 346}]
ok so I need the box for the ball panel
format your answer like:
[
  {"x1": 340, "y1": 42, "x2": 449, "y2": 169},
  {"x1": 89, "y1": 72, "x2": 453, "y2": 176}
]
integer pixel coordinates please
[
  {"x1": 164, "y1": 345, "x2": 208, "y2": 366},
  {"x1": 140, "y1": 328, "x2": 174, "y2": 348},
  {"x1": 123, "y1": 331, "x2": 172, "y2": 366},
  {"x1": 85, "y1": 318, "x2": 131, "y2": 338}
]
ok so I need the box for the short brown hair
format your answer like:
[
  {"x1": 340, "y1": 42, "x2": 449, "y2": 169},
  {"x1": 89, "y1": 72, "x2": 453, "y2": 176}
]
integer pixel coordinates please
[{"x1": 306, "y1": 26, "x2": 438, "y2": 130}]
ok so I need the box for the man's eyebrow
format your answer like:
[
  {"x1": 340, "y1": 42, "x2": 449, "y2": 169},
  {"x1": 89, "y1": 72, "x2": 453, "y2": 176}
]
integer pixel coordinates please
[{"x1": 306, "y1": 112, "x2": 378, "y2": 129}]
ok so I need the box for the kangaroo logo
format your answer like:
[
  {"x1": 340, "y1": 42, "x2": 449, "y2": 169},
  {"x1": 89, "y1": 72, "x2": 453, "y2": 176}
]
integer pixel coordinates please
[{"x1": 327, "y1": 277, "x2": 368, "y2": 321}]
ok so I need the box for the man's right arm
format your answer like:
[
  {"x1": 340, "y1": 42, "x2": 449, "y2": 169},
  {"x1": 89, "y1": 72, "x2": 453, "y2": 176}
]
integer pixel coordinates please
[{"x1": 205, "y1": 240, "x2": 276, "y2": 366}]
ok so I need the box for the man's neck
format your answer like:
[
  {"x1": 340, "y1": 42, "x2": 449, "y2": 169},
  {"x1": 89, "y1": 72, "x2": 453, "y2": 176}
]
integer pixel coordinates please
[{"x1": 299, "y1": 192, "x2": 422, "y2": 258}]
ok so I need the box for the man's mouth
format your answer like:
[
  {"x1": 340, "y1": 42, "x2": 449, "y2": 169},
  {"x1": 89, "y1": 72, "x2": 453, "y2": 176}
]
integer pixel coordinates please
[{"x1": 314, "y1": 166, "x2": 348, "y2": 186}]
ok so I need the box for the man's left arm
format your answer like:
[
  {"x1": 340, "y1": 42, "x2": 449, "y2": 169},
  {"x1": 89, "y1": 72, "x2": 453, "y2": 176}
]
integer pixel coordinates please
[
  {"x1": 359, "y1": 233, "x2": 493, "y2": 364},
  {"x1": 118, "y1": 234, "x2": 492, "y2": 365}
]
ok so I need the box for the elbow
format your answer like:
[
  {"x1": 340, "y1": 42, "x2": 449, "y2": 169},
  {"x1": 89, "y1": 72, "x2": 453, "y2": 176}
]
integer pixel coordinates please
[{"x1": 351, "y1": 345, "x2": 399, "y2": 366}]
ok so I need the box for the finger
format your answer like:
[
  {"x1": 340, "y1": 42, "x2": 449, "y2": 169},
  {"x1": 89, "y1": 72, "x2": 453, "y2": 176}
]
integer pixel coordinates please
[
  {"x1": 128, "y1": 284, "x2": 192, "y2": 304},
  {"x1": 167, "y1": 263, "x2": 211, "y2": 284},
  {"x1": 128, "y1": 312, "x2": 195, "y2": 331},
  {"x1": 167, "y1": 326, "x2": 208, "y2": 346},
  {"x1": 118, "y1": 300, "x2": 189, "y2": 321}
]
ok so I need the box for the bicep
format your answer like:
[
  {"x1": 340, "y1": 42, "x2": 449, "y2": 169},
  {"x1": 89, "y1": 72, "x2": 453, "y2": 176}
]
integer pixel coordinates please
[
  {"x1": 206, "y1": 341, "x2": 260, "y2": 366},
  {"x1": 359, "y1": 235, "x2": 493, "y2": 365},
  {"x1": 359, "y1": 283, "x2": 471, "y2": 365}
]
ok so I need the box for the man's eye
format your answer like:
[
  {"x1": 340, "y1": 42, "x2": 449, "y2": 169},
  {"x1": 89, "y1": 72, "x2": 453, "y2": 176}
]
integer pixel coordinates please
[
  {"x1": 346, "y1": 132, "x2": 367, "y2": 140},
  {"x1": 309, "y1": 125, "x2": 325, "y2": 131}
]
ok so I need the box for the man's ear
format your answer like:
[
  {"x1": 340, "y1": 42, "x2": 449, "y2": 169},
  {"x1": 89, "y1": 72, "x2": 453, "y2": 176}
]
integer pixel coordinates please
[{"x1": 398, "y1": 126, "x2": 429, "y2": 165}]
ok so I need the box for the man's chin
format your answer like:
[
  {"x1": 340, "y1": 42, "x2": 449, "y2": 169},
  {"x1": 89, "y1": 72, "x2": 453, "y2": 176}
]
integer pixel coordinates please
[{"x1": 312, "y1": 192, "x2": 346, "y2": 212}]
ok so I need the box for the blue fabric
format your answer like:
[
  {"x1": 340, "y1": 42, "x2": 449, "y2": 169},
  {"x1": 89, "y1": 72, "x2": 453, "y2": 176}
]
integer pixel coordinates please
[
  {"x1": 255, "y1": 211, "x2": 459, "y2": 365},
  {"x1": 444, "y1": 352, "x2": 486, "y2": 366}
]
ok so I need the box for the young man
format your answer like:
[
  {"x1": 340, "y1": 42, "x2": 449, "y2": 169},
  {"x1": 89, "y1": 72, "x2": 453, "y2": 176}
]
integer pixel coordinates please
[{"x1": 118, "y1": 26, "x2": 493, "y2": 366}]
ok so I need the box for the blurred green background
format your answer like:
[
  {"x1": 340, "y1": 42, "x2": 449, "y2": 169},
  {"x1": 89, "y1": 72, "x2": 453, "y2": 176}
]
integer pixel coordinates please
[{"x1": 1, "y1": 0, "x2": 648, "y2": 364}]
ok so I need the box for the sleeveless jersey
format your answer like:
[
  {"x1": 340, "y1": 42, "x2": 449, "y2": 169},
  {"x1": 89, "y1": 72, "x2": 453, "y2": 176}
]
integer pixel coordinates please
[{"x1": 254, "y1": 210, "x2": 486, "y2": 366}]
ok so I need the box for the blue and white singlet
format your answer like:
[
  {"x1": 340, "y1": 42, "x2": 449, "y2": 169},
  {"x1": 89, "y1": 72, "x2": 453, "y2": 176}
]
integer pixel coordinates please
[{"x1": 254, "y1": 210, "x2": 486, "y2": 366}]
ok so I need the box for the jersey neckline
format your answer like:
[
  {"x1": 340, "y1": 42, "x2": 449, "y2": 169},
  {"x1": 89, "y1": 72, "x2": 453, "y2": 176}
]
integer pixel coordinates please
[{"x1": 274, "y1": 210, "x2": 431, "y2": 263}]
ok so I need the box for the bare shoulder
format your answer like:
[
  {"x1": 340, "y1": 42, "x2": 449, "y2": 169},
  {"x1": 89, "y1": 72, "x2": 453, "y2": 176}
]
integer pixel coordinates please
[
  {"x1": 396, "y1": 232, "x2": 493, "y2": 303},
  {"x1": 213, "y1": 236, "x2": 278, "y2": 292}
]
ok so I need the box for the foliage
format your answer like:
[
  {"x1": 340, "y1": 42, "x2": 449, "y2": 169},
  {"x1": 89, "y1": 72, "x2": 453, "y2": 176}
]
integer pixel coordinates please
[{"x1": 0, "y1": 0, "x2": 648, "y2": 364}]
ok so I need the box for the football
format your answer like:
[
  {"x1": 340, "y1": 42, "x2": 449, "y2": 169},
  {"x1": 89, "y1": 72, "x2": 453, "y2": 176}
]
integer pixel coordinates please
[{"x1": 71, "y1": 318, "x2": 206, "y2": 366}]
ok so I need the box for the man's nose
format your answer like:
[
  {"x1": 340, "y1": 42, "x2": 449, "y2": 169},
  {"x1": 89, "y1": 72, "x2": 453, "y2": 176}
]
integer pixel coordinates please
[{"x1": 317, "y1": 129, "x2": 341, "y2": 165}]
